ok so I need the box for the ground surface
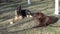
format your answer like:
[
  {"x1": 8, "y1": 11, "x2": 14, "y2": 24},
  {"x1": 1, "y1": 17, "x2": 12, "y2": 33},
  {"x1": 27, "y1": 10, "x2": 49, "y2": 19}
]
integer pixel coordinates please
[{"x1": 0, "y1": 0, "x2": 60, "y2": 34}]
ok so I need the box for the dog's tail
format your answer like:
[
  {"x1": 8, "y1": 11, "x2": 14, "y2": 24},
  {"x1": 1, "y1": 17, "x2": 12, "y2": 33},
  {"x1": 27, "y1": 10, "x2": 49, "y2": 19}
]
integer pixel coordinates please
[{"x1": 54, "y1": 17, "x2": 59, "y2": 23}]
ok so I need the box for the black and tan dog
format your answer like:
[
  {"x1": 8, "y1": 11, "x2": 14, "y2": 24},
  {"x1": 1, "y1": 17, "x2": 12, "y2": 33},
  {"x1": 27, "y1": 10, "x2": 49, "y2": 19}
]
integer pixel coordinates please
[{"x1": 10, "y1": 5, "x2": 32, "y2": 24}]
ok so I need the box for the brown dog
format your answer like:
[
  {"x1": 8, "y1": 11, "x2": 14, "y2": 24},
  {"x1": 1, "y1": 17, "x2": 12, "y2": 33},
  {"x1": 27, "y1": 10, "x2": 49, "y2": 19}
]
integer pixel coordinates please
[{"x1": 33, "y1": 12, "x2": 59, "y2": 27}]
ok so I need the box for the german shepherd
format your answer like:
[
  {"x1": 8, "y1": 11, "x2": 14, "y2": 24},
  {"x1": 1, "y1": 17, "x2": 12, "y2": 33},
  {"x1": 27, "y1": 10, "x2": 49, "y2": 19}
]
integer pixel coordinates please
[{"x1": 10, "y1": 5, "x2": 32, "y2": 24}]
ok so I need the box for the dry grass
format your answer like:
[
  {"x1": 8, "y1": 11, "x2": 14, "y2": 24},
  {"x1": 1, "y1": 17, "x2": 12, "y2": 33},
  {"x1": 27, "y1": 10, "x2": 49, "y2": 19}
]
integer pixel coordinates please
[{"x1": 0, "y1": 0, "x2": 60, "y2": 34}]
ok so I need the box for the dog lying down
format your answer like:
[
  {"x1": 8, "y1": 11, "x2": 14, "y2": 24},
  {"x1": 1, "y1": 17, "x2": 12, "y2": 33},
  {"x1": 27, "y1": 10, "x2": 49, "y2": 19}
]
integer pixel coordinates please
[{"x1": 33, "y1": 12, "x2": 59, "y2": 27}]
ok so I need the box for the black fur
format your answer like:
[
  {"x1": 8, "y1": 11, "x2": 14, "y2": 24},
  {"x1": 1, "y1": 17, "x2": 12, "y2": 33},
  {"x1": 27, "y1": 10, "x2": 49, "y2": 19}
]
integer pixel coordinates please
[{"x1": 16, "y1": 5, "x2": 32, "y2": 18}]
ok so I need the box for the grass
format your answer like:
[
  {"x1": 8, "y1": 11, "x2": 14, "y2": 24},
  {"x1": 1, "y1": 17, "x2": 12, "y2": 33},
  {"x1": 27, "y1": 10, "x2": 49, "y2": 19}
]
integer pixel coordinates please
[{"x1": 0, "y1": 0, "x2": 60, "y2": 34}]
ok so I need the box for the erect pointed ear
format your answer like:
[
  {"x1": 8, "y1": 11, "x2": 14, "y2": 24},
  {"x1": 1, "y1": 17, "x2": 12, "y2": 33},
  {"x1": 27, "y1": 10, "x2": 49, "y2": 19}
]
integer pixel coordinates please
[{"x1": 16, "y1": 5, "x2": 21, "y2": 10}]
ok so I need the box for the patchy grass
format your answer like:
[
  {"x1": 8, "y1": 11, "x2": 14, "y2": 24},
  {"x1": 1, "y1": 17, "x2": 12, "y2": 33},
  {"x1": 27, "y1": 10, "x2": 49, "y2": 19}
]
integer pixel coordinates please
[{"x1": 0, "y1": 0, "x2": 60, "y2": 34}]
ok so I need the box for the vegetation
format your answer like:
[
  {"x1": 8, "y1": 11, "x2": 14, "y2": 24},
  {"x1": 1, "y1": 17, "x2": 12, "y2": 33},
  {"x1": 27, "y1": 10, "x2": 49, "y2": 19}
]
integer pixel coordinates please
[{"x1": 0, "y1": 0, "x2": 60, "y2": 34}]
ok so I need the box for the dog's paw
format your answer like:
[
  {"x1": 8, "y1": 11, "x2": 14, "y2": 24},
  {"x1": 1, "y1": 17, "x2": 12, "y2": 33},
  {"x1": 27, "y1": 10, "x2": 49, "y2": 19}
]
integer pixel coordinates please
[
  {"x1": 9, "y1": 19, "x2": 14, "y2": 24},
  {"x1": 27, "y1": 15, "x2": 32, "y2": 18},
  {"x1": 19, "y1": 16, "x2": 23, "y2": 20},
  {"x1": 10, "y1": 21, "x2": 14, "y2": 24}
]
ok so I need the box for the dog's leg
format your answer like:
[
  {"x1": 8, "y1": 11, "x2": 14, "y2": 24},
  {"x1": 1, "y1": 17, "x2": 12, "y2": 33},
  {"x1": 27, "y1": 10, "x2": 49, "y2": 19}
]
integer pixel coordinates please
[
  {"x1": 18, "y1": 16, "x2": 23, "y2": 20},
  {"x1": 9, "y1": 16, "x2": 19, "y2": 24},
  {"x1": 43, "y1": 17, "x2": 49, "y2": 26},
  {"x1": 13, "y1": 16, "x2": 23, "y2": 22}
]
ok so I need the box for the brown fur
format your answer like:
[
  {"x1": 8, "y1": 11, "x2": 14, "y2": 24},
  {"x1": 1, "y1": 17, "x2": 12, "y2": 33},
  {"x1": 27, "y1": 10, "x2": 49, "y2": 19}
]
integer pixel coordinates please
[{"x1": 33, "y1": 12, "x2": 59, "y2": 27}]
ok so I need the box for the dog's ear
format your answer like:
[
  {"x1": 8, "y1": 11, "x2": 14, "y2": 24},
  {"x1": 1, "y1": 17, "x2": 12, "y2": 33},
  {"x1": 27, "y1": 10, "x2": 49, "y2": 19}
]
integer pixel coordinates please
[{"x1": 17, "y1": 5, "x2": 21, "y2": 10}]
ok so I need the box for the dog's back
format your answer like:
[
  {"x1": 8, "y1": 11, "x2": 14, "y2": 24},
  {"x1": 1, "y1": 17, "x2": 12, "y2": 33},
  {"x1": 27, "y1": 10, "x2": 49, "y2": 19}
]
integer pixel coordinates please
[
  {"x1": 33, "y1": 12, "x2": 59, "y2": 27},
  {"x1": 47, "y1": 16, "x2": 59, "y2": 23}
]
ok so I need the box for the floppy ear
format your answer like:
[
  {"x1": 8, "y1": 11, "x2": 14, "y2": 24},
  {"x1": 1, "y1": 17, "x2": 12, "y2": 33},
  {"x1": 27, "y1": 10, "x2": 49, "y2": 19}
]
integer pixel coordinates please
[{"x1": 41, "y1": 13, "x2": 45, "y2": 17}]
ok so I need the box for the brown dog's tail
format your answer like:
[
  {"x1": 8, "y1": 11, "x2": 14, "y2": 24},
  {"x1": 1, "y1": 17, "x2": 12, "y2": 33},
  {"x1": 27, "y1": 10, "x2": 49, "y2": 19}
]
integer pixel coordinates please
[
  {"x1": 48, "y1": 16, "x2": 59, "y2": 23},
  {"x1": 53, "y1": 17, "x2": 59, "y2": 23}
]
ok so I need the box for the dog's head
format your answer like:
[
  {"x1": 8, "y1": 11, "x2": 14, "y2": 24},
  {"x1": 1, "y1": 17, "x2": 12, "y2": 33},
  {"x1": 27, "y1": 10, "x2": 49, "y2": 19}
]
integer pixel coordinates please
[
  {"x1": 33, "y1": 12, "x2": 45, "y2": 19},
  {"x1": 26, "y1": 9, "x2": 33, "y2": 18},
  {"x1": 25, "y1": 10, "x2": 31, "y2": 15}
]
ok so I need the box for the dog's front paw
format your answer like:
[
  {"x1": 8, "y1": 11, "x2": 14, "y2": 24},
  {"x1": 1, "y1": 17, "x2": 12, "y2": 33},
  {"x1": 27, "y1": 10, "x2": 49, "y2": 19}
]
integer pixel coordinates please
[
  {"x1": 9, "y1": 19, "x2": 14, "y2": 24},
  {"x1": 10, "y1": 21, "x2": 14, "y2": 24},
  {"x1": 27, "y1": 15, "x2": 32, "y2": 18},
  {"x1": 19, "y1": 16, "x2": 23, "y2": 20}
]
